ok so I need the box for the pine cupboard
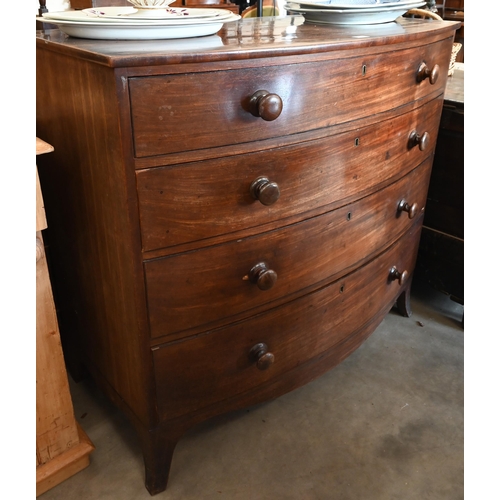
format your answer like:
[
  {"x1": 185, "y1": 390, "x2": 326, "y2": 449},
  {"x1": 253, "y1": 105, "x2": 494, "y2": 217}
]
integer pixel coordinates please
[{"x1": 36, "y1": 138, "x2": 95, "y2": 496}]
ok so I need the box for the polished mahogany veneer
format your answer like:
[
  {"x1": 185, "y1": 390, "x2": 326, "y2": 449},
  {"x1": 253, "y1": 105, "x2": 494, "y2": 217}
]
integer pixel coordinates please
[{"x1": 36, "y1": 16, "x2": 459, "y2": 495}]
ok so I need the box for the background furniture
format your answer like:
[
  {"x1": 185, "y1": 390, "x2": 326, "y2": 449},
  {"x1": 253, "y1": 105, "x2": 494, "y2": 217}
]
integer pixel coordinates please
[
  {"x1": 436, "y1": 0, "x2": 464, "y2": 62},
  {"x1": 405, "y1": 7, "x2": 443, "y2": 20},
  {"x1": 415, "y1": 63, "x2": 464, "y2": 309},
  {"x1": 241, "y1": 0, "x2": 278, "y2": 17},
  {"x1": 36, "y1": 138, "x2": 94, "y2": 496},
  {"x1": 36, "y1": 17, "x2": 459, "y2": 495},
  {"x1": 36, "y1": 0, "x2": 57, "y2": 30}
]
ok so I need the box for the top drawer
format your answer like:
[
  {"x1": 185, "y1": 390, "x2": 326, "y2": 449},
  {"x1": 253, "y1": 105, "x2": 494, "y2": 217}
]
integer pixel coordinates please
[{"x1": 129, "y1": 38, "x2": 453, "y2": 158}]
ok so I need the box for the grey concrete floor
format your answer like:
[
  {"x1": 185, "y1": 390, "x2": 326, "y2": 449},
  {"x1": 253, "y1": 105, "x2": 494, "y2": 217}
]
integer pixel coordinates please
[{"x1": 40, "y1": 275, "x2": 464, "y2": 500}]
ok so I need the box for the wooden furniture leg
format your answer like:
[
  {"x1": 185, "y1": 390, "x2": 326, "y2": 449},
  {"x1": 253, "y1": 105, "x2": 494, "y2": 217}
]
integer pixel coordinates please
[
  {"x1": 396, "y1": 278, "x2": 413, "y2": 317},
  {"x1": 137, "y1": 425, "x2": 184, "y2": 496}
]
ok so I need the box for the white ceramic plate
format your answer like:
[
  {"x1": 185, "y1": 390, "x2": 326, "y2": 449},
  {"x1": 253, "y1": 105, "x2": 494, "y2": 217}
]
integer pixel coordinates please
[
  {"x1": 292, "y1": 0, "x2": 422, "y2": 9},
  {"x1": 41, "y1": 14, "x2": 240, "y2": 27},
  {"x1": 43, "y1": 8, "x2": 234, "y2": 24},
  {"x1": 42, "y1": 11, "x2": 241, "y2": 29},
  {"x1": 285, "y1": 2, "x2": 424, "y2": 23},
  {"x1": 40, "y1": 21, "x2": 223, "y2": 40},
  {"x1": 291, "y1": 0, "x2": 424, "y2": 13},
  {"x1": 37, "y1": 14, "x2": 240, "y2": 39},
  {"x1": 82, "y1": 6, "x2": 234, "y2": 20}
]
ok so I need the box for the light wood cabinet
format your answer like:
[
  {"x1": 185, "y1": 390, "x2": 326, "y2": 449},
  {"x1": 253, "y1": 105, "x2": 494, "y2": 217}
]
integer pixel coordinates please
[{"x1": 36, "y1": 138, "x2": 94, "y2": 497}]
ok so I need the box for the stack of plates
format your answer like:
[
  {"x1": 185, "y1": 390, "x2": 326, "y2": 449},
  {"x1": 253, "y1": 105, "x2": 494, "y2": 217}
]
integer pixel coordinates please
[
  {"x1": 37, "y1": 6, "x2": 240, "y2": 40},
  {"x1": 284, "y1": 0, "x2": 427, "y2": 25}
]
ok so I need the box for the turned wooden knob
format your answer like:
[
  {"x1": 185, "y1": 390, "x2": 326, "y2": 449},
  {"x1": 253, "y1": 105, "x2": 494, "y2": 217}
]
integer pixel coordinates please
[
  {"x1": 417, "y1": 62, "x2": 439, "y2": 84},
  {"x1": 248, "y1": 262, "x2": 277, "y2": 290},
  {"x1": 389, "y1": 266, "x2": 409, "y2": 285},
  {"x1": 397, "y1": 199, "x2": 418, "y2": 219},
  {"x1": 408, "y1": 130, "x2": 430, "y2": 151},
  {"x1": 248, "y1": 90, "x2": 283, "y2": 121},
  {"x1": 250, "y1": 176, "x2": 281, "y2": 206},
  {"x1": 249, "y1": 343, "x2": 275, "y2": 370}
]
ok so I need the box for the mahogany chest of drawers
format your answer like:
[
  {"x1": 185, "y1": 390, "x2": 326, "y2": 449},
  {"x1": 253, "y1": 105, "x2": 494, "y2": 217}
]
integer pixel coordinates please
[{"x1": 36, "y1": 16, "x2": 459, "y2": 495}]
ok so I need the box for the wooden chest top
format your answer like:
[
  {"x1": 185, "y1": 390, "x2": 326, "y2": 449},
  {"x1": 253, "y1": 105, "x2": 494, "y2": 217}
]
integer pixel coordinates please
[{"x1": 36, "y1": 16, "x2": 460, "y2": 67}]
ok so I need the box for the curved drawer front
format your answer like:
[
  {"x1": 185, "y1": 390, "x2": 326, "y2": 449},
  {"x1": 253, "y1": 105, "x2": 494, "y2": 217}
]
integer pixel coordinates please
[
  {"x1": 130, "y1": 39, "x2": 452, "y2": 158},
  {"x1": 153, "y1": 224, "x2": 421, "y2": 420},
  {"x1": 137, "y1": 98, "x2": 442, "y2": 252},
  {"x1": 145, "y1": 157, "x2": 431, "y2": 339}
]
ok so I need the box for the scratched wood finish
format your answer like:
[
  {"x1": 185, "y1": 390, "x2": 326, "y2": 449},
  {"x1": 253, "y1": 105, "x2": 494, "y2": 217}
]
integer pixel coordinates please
[{"x1": 36, "y1": 18, "x2": 459, "y2": 495}]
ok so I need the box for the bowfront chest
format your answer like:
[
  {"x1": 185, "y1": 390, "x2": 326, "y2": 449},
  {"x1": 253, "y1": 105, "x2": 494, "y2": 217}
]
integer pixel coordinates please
[{"x1": 36, "y1": 16, "x2": 459, "y2": 495}]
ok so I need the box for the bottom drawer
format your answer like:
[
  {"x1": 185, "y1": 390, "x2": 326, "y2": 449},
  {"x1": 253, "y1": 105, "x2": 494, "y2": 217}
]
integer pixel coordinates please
[{"x1": 153, "y1": 223, "x2": 422, "y2": 421}]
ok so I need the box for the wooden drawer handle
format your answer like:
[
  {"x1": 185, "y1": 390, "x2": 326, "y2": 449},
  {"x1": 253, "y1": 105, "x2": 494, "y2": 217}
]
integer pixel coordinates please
[
  {"x1": 250, "y1": 342, "x2": 275, "y2": 370},
  {"x1": 397, "y1": 199, "x2": 418, "y2": 219},
  {"x1": 389, "y1": 266, "x2": 408, "y2": 286},
  {"x1": 248, "y1": 90, "x2": 283, "y2": 121},
  {"x1": 408, "y1": 130, "x2": 430, "y2": 151},
  {"x1": 250, "y1": 176, "x2": 281, "y2": 206},
  {"x1": 417, "y1": 62, "x2": 439, "y2": 84},
  {"x1": 248, "y1": 262, "x2": 277, "y2": 291}
]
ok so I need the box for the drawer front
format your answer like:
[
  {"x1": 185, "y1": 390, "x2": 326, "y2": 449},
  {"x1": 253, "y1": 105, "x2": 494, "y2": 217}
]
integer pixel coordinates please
[
  {"x1": 153, "y1": 223, "x2": 422, "y2": 421},
  {"x1": 145, "y1": 158, "x2": 432, "y2": 339},
  {"x1": 137, "y1": 98, "x2": 442, "y2": 252},
  {"x1": 130, "y1": 39, "x2": 452, "y2": 158}
]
